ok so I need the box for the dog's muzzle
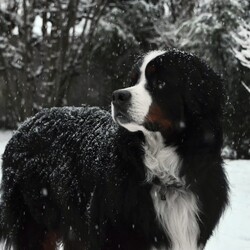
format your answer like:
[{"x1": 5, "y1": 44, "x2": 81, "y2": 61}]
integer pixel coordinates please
[{"x1": 112, "y1": 89, "x2": 132, "y2": 124}]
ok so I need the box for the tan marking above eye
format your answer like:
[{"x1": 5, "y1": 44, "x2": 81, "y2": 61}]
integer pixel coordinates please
[
  {"x1": 42, "y1": 231, "x2": 59, "y2": 250},
  {"x1": 145, "y1": 64, "x2": 157, "y2": 77}
]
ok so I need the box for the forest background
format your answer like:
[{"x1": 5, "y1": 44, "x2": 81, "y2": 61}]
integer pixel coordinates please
[{"x1": 0, "y1": 0, "x2": 249, "y2": 158}]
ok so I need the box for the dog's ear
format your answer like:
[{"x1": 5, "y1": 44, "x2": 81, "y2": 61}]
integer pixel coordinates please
[
  {"x1": 182, "y1": 64, "x2": 203, "y2": 117},
  {"x1": 182, "y1": 56, "x2": 223, "y2": 119},
  {"x1": 181, "y1": 56, "x2": 224, "y2": 147}
]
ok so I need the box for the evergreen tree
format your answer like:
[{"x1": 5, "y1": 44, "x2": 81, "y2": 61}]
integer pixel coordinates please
[{"x1": 154, "y1": 0, "x2": 250, "y2": 158}]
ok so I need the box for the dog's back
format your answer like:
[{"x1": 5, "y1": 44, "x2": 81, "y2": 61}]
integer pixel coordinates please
[{"x1": 0, "y1": 106, "x2": 121, "y2": 249}]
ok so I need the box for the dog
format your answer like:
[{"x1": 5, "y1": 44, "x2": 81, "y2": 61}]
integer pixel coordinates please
[{"x1": 0, "y1": 49, "x2": 229, "y2": 250}]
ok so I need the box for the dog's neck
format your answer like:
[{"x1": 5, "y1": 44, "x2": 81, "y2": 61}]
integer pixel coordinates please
[
  {"x1": 144, "y1": 132, "x2": 200, "y2": 250},
  {"x1": 142, "y1": 131, "x2": 184, "y2": 187}
]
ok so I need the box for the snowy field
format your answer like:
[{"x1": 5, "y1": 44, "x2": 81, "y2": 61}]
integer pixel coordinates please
[{"x1": 0, "y1": 130, "x2": 249, "y2": 250}]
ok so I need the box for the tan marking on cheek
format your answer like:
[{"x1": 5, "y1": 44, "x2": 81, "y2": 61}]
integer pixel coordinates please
[
  {"x1": 42, "y1": 231, "x2": 59, "y2": 250},
  {"x1": 146, "y1": 104, "x2": 172, "y2": 129}
]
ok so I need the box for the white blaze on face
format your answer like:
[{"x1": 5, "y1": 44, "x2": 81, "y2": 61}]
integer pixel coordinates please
[{"x1": 113, "y1": 50, "x2": 165, "y2": 132}]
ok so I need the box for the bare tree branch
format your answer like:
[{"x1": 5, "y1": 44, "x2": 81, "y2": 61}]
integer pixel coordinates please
[{"x1": 242, "y1": 81, "x2": 250, "y2": 94}]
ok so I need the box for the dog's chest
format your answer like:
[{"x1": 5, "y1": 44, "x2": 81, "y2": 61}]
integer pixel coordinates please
[{"x1": 143, "y1": 133, "x2": 200, "y2": 250}]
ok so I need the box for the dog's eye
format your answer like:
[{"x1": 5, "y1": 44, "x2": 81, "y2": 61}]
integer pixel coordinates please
[{"x1": 146, "y1": 64, "x2": 156, "y2": 78}]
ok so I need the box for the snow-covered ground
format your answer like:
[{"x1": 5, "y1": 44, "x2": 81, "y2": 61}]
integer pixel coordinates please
[
  {"x1": 0, "y1": 130, "x2": 249, "y2": 250},
  {"x1": 205, "y1": 160, "x2": 250, "y2": 250}
]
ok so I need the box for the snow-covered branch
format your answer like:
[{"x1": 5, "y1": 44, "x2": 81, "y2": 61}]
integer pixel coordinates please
[
  {"x1": 241, "y1": 81, "x2": 250, "y2": 94},
  {"x1": 232, "y1": 23, "x2": 250, "y2": 69}
]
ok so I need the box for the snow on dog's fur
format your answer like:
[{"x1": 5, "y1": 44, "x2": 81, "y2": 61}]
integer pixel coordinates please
[{"x1": 0, "y1": 49, "x2": 229, "y2": 250}]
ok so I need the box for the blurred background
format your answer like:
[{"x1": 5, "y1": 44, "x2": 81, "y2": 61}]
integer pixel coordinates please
[{"x1": 0, "y1": 0, "x2": 249, "y2": 159}]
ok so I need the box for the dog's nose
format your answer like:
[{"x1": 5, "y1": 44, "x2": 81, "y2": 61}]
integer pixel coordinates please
[{"x1": 112, "y1": 90, "x2": 131, "y2": 105}]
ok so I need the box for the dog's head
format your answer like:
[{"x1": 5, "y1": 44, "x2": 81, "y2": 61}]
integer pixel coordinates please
[{"x1": 112, "y1": 49, "x2": 223, "y2": 146}]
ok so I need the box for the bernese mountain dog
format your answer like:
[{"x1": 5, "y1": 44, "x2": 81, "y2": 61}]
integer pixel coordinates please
[{"x1": 0, "y1": 49, "x2": 229, "y2": 250}]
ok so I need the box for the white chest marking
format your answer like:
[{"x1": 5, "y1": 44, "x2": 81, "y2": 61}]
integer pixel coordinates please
[{"x1": 143, "y1": 132, "x2": 200, "y2": 250}]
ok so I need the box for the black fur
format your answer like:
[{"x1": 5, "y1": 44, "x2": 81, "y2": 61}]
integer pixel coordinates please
[{"x1": 0, "y1": 50, "x2": 229, "y2": 250}]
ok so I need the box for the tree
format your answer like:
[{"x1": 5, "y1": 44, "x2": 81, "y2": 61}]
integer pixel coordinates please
[
  {"x1": 152, "y1": 0, "x2": 250, "y2": 158},
  {"x1": 0, "y1": 0, "x2": 249, "y2": 158},
  {"x1": 232, "y1": 21, "x2": 250, "y2": 70},
  {"x1": 0, "y1": 0, "x2": 110, "y2": 127}
]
